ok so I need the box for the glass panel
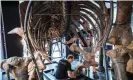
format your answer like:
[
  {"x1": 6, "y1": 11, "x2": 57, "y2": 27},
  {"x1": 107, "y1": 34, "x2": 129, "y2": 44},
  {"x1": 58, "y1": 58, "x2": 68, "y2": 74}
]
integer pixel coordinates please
[{"x1": 51, "y1": 42, "x2": 61, "y2": 58}]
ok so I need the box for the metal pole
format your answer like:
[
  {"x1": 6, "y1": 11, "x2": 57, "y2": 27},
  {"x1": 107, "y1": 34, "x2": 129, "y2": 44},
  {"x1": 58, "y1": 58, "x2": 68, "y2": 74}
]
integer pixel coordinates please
[
  {"x1": 98, "y1": 47, "x2": 104, "y2": 80},
  {"x1": 0, "y1": 2, "x2": 4, "y2": 80},
  {"x1": 103, "y1": 46, "x2": 109, "y2": 80},
  {"x1": 24, "y1": 1, "x2": 41, "y2": 80},
  {"x1": 0, "y1": 0, "x2": 4, "y2": 61},
  {"x1": 0, "y1": 2, "x2": 9, "y2": 80},
  {"x1": 103, "y1": 1, "x2": 114, "y2": 80},
  {"x1": 1, "y1": 3, "x2": 7, "y2": 59},
  {"x1": 49, "y1": 41, "x2": 52, "y2": 60}
]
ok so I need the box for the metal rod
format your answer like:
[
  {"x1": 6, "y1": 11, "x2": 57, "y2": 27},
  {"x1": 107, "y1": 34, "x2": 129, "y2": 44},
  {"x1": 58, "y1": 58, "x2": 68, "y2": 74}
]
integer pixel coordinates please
[
  {"x1": 1, "y1": 5, "x2": 7, "y2": 59},
  {"x1": 24, "y1": 1, "x2": 41, "y2": 80},
  {"x1": 103, "y1": 1, "x2": 114, "y2": 80},
  {"x1": 60, "y1": 38, "x2": 63, "y2": 57},
  {"x1": 49, "y1": 41, "x2": 52, "y2": 60}
]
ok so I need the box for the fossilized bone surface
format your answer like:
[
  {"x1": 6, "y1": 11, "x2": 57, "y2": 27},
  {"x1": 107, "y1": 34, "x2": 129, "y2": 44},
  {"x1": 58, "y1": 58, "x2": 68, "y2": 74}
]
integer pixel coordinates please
[
  {"x1": 69, "y1": 43, "x2": 98, "y2": 67},
  {"x1": 28, "y1": 51, "x2": 45, "y2": 80},
  {"x1": 0, "y1": 51, "x2": 50, "y2": 80},
  {"x1": 112, "y1": 42, "x2": 133, "y2": 73},
  {"x1": 7, "y1": 27, "x2": 52, "y2": 80},
  {"x1": 108, "y1": 1, "x2": 132, "y2": 46},
  {"x1": 8, "y1": 27, "x2": 25, "y2": 39},
  {"x1": 107, "y1": 2, "x2": 133, "y2": 78},
  {"x1": 28, "y1": 51, "x2": 52, "y2": 80},
  {"x1": 126, "y1": 59, "x2": 133, "y2": 73},
  {"x1": 0, "y1": 56, "x2": 32, "y2": 80},
  {"x1": 64, "y1": 37, "x2": 97, "y2": 67},
  {"x1": 47, "y1": 27, "x2": 60, "y2": 39},
  {"x1": 106, "y1": 47, "x2": 133, "y2": 80}
]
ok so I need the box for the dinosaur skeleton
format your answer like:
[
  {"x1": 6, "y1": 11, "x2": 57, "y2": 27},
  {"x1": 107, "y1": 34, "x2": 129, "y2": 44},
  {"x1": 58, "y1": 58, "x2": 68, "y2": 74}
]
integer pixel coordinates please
[
  {"x1": 108, "y1": 1, "x2": 132, "y2": 46},
  {"x1": 106, "y1": 47, "x2": 133, "y2": 80},
  {"x1": 0, "y1": 56, "x2": 32, "y2": 80},
  {"x1": 5, "y1": 27, "x2": 52, "y2": 80},
  {"x1": 24, "y1": 1, "x2": 109, "y2": 54},
  {"x1": 65, "y1": 37, "x2": 98, "y2": 67},
  {"x1": 1, "y1": 1, "x2": 115, "y2": 80}
]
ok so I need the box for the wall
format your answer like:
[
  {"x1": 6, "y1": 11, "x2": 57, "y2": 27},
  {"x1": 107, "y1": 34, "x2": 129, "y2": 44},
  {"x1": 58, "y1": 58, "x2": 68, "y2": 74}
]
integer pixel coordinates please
[{"x1": 1, "y1": 1, "x2": 23, "y2": 57}]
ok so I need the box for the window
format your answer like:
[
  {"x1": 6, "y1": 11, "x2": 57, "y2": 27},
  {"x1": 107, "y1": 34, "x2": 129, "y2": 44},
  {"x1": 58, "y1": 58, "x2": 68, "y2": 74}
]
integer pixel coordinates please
[
  {"x1": 51, "y1": 41, "x2": 62, "y2": 58},
  {"x1": 50, "y1": 38, "x2": 66, "y2": 62}
]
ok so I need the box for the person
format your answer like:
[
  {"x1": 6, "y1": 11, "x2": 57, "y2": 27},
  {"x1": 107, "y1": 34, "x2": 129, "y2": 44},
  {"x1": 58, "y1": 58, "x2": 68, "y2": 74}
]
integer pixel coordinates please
[{"x1": 55, "y1": 54, "x2": 82, "y2": 80}]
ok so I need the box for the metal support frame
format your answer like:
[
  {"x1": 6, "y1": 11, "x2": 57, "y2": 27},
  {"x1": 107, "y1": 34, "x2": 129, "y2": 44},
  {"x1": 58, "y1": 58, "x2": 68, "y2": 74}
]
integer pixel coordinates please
[
  {"x1": 0, "y1": 2, "x2": 4, "y2": 80},
  {"x1": 1, "y1": 2, "x2": 7, "y2": 59},
  {"x1": 50, "y1": 38, "x2": 63, "y2": 60},
  {"x1": 0, "y1": 1, "x2": 4, "y2": 60},
  {"x1": 24, "y1": 1, "x2": 41, "y2": 80},
  {"x1": 99, "y1": 47, "x2": 104, "y2": 69},
  {"x1": 56, "y1": 41, "x2": 62, "y2": 56},
  {"x1": 0, "y1": 2, "x2": 8, "y2": 80},
  {"x1": 103, "y1": 1, "x2": 114, "y2": 80},
  {"x1": 49, "y1": 41, "x2": 52, "y2": 60}
]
